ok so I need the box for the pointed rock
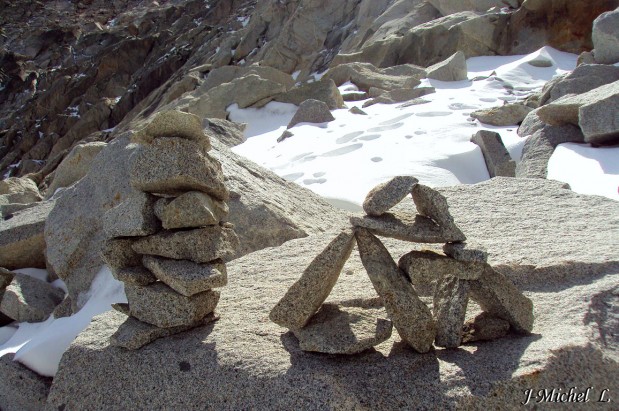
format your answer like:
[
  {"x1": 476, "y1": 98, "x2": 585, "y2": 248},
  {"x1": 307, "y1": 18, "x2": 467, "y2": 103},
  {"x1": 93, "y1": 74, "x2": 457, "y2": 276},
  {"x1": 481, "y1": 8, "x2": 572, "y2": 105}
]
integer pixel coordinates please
[
  {"x1": 469, "y1": 265, "x2": 534, "y2": 333},
  {"x1": 0, "y1": 274, "x2": 65, "y2": 323},
  {"x1": 433, "y1": 275, "x2": 469, "y2": 348},
  {"x1": 125, "y1": 283, "x2": 220, "y2": 328},
  {"x1": 348, "y1": 106, "x2": 367, "y2": 115},
  {"x1": 293, "y1": 301, "x2": 392, "y2": 355},
  {"x1": 131, "y1": 225, "x2": 239, "y2": 264},
  {"x1": 143, "y1": 256, "x2": 227, "y2": 297},
  {"x1": 426, "y1": 51, "x2": 468, "y2": 81},
  {"x1": 110, "y1": 313, "x2": 218, "y2": 350},
  {"x1": 154, "y1": 191, "x2": 228, "y2": 230},
  {"x1": 461, "y1": 312, "x2": 510, "y2": 343},
  {"x1": 287, "y1": 99, "x2": 335, "y2": 129},
  {"x1": 355, "y1": 228, "x2": 435, "y2": 353},
  {"x1": 129, "y1": 137, "x2": 228, "y2": 200},
  {"x1": 350, "y1": 211, "x2": 463, "y2": 243},
  {"x1": 269, "y1": 230, "x2": 355, "y2": 329},
  {"x1": 102, "y1": 191, "x2": 160, "y2": 237},
  {"x1": 412, "y1": 184, "x2": 465, "y2": 241},
  {"x1": 362, "y1": 176, "x2": 418, "y2": 216}
]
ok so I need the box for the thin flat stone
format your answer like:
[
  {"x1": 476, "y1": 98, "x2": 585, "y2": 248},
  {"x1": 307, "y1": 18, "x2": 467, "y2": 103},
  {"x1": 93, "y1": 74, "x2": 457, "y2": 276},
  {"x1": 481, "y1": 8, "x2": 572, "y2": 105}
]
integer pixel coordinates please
[
  {"x1": 143, "y1": 256, "x2": 227, "y2": 296},
  {"x1": 433, "y1": 275, "x2": 469, "y2": 348},
  {"x1": 132, "y1": 110, "x2": 211, "y2": 150},
  {"x1": 442, "y1": 242, "x2": 488, "y2": 263},
  {"x1": 461, "y1": 312, "x2": 510, "y2": 343},
  {"x1": 362, "y1": 176, "x2": 418, "y2": 216},
  {"x1": 350, "y1": 211, "x2": 463, "y2": 243},
  {"x1": 398, "y1": 250, "x2": 483, "y2": 283},
  {"x1": 293, "y1": 302, "x2": 392, "y2": 355},
  {"x1": 269, "y1": 230, "x2": 355, "y2": 329},
  {"x1": 355, "y1": 227, "x2": 436, "y2": 353},
  {"x1": 114, "y1": 266, "x2": 157, "y2": 286},
  {"x1": 131, "y1": 225, "x2": 239, "y2": 263},
  {"x1": 125, "y1": 282, "x2": 220, "y2": 328},
  {"x1": 110, "y1": 313, "x2": 218, "y2": 350},
  {"x1": 412, "y1": 184, "x2": 465, "y2": 241},
  {"x1": 469, "y1": 265, "x2": 534, "y2": 333}
]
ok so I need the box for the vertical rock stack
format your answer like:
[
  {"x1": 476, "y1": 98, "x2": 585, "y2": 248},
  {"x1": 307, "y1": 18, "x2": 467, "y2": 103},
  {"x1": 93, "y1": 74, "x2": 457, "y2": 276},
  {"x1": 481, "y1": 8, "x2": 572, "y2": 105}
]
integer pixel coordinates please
[
  {"x1": 101, "y1": 110, "x2": 239, "y2": 350},
  {"x1": 270, "y1": 176, "x2": 533, "y2": 355}
]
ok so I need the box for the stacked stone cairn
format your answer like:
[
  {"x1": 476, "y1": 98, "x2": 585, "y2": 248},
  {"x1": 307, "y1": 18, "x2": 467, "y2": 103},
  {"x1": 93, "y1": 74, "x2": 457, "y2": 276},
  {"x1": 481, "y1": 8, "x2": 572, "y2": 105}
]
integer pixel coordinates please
[
  {"x1": 101, "y1": 110, "x2": 239, "y2": 350},
  {"x1": 270, "y1": 176, "x2": 533, "y2": 354}
]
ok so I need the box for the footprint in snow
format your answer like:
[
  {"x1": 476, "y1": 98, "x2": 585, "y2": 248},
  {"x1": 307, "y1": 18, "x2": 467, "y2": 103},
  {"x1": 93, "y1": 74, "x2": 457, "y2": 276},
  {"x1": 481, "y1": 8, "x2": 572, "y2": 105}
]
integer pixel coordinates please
[
  {"x1": 336, "y1": 131, "x2": 364, "y2": 144},
  {"x1": 303, "y1": 178, "x2": 327, "y2": 185},
  {"x1": 371, "y1": 157, "x2": 383, "y2": 162},
  {"x1": 379, "y1": 113, "x2": 412, "y2": 125},
  {"x1": 480, "y1": 97, "x2": 497, "y2": 102},
  {"x1": 449, "y1": 103, "x2": 479, "y2": 110},
  {"x1": 414, "y1": 130, "x2": 426, "y2": 135},
  {"x1": 415, "y1": 112, "x2": 453, "y2": 117},
  {"x1": 290, "y1": 152, "x2": 314, "y2": 161},
  {"x1": 368, "y1": 122, "x2": 403, "y2": 132},
  {"x1": 313, "y1": 172, "x2": 326, "y2": 177},
  {"x1": 355, "y1": 134, "x2": 380, "y2": 141},
  {"x1": 282, "y1": 172, "x2": 304, "y2": 181},
  {"x1": 321, "y1": 143, "x2": 363, "y2": 157}
]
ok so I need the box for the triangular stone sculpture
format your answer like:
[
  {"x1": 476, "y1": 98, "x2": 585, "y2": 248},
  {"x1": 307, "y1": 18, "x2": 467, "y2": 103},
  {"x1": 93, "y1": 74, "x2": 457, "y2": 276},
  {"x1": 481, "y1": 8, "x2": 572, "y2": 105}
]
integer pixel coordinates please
[{"x1": 270, "y1": 176, "x2": 534, "y2": 355}]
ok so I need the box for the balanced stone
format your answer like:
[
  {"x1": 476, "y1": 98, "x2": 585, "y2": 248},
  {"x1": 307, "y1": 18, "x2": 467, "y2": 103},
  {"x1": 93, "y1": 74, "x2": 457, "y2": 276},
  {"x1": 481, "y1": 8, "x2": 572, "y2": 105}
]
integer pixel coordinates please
[
  {"x1": 442, "y1": 242, "x2": 488, "y2": 263},
  {"x1": 154, "y1": 191, "x2": 228, "y2": 230},
  {"x1": 0, "y1": 274, "x2": 65, "y2": 323},
  {"x1": 461, "y1": 312, "x2": 510, "y2": 343},
  {"x1": 132, "y1": 110, "x2": 211, "y2": 150},
  {"x1": 131, "y1": 225, "x2": 239, "y2": 263},
  {"x1": 355, "y1": 228, "x2": 435, "y2": 353},
  {"x1": 114, "y1": 266, "x2": 157, "y2": 286},
  {"x1": 143, "y1": 256, "x2": 227, "y2": 296},
  {"x1": 398, "y1": 250, "x2": 483, "y2": 284},
  {"x1": 111, "y1": 312, "x2": 218, "y2": 350},
  {"x1": 433, "y1": 275, "x2": 469, "y2": 348},
  {"x1": 412, "y1": 184, "x2": 465, "y2": 241},
  {"x1": 101, "y1": 238, "x2": 142, "y2": 272},
  {"x1": 362, "y1": 176, "x2": 418, "y2": 216},
  {"x1": 469, "y1": 265, "x2": 534, "y2": 333},
  {"x1": 292, "y1": 301, "x2": 392, "y2": 355},
  {"x1": 102, "y1": 191, "x2": 160, "y2": 237},
  {"x1": 129, "y1": 137, "x2": 228, "y2": 200},
  {"x1": 350, "y1": 211, "x2": 464, "y2": 243},
  {"x1": 270, "y1": 230, "x2": 355, "y2": 329},
  {"x1": 125, "y1": 282, "x2": 220, "y2": 328}
]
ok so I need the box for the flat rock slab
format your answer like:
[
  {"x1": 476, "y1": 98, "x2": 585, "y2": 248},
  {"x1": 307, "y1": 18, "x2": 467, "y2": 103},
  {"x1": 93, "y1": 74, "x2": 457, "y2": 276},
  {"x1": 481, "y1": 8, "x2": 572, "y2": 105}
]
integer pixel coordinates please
[
  {"x1": 132, "y1": 110, "x2": 211, "y2": 149},
  {"x1": 399, "y1": 250, "x2": 483, "y2": 283},
  {"x1": 129, "y1": 137, "x2": 228, "y2": 200},
  {"x1": 293, "y1": 301, "x2": 392, "y2": 355},
  {"x1": 270, "y1": 230, "x2": 355, "y2": 329},
  {"x1": 355, "y1": 228, "x2": 435, "y2": 353},
  {"x1": 350, "y1": 211, "x2": 463, "y2": 243},
  {"x1": 110, "y1": 313, "x2": 219, "y2": 350},
  {"x1": 143, "y1": 256, "x2": 227, "y2": 296},
  {"x1": 433, "y1": 275, "x2": 469, "y2": 348},
  {"x1": 0, "y1": 274, "x2": 65, "y2": 323},
  {"x1": 47, "y1": 178, "x2": 619, "y2": 409},
  {"x1": 154, "y1": 191, "x2": 228, "y2": 230},
  {"x1": 0, "y1": 200, "x2": 54, "y2": 270},
  {"x1": 471, "y1": 104, "x2": 533, "y2": 126},
  {"x1": 131, "y1": 225, "x2": 239, "y2": 263},
  {"x1": 0, "y1": 354, "x2": 52, "y2": 411},
  {"x1": 362, "y1": 176, "x2": 418, "y2": 216},
  {"x1": 125, "y1": 283, "x2": 220, "y2": 328}
]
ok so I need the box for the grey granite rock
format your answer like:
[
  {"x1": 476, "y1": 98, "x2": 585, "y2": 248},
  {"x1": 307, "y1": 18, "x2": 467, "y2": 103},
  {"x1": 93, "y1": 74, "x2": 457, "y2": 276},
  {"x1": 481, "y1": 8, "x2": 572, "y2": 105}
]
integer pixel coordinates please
[
  {"x1": 433, "y1": 275, "x2": 469, "y2": 348},
  {"x1": 114, "y1": 267, "x2": 157, "y2": 286},
  {"x1": 362, "y1": 87, "x2": 435, "y2": 107},
  {"x1": 101, "y1": 238, "x2": 142, "y2": 273},
  {"x1": 471, "y1": 104, "x2": 533, "y2": 126},
  {"x1": 362, "y1": 176, "x2": 418, "y2": 216},
  {"x1": 154, "y1": 191, "x2": 228, "y2": 230},
  {"x1": 470, "y1": 130, "x2": 516, "y2": 178},
  {"x1": 539, "y1": 64, "x2": 619, "y2": 105},
  {"x1": 204, "y1": 118, "x2": 246, "y2": 148},
  {"x1": 412, "y1": 184, "x2": 466, "y2": 241},
  {"x1": 398, "y1": 250, "x2": 483, "y2": 284},
  {"x1": 324, "y1": 62, "x2": 425, "y2": 92},
  {"x1": 102, "y1": 191, "x2": 160, "y2": 237},
  {"x1": 461, "y1": 312, "x2": 510, "y2": 344},
  {"x1": 469, "y1": 265, "x2": 534, "y2": 333},
  {"x1": 273, "y1": 79, "x2": 345, "y2": 110},
  {"x1": 276, "y1": 130, "x2": 294, "y2": 143},
  {"x1": 52, "y1": 296, "x2": 74, "y2": 319},
  {"x1": 293, "y1": 301, "x2": 392, "y2": 355},
  {"x1": 0, "y1": 274, "x2": 64, "y2": 323},
  {"x1": 132, "y1": 225, "x2": 239, "y2": 264},
  {"x1": 129, "y1": 137, "x2": 228, "y2": 200},
  {"x1": 351, "y1": 211, "x2": 463, "y2": 243},
  {"x1": 110, "y1": 313, "x2": 218, "y2": 350},
  {"x1": 343, "y1": 91, "x2": 368, "y2": 102},
  {"x1": 348, "y1": 106, "x2": 368, "y2": 115},
  {"x1": 426, "y1": 51, "x2": 468, "y2": 81},
  {"x1": 0, "y1": 354, "x2": 51, "y2": 411},
  {"x1": 143, "y1": 256, "x2": 227, "y2": 297},
  {"x1": 355, "y1": 228, "x2": 435, "y2": 353},
  {"x1": 287, "y1": 99, "x2": 335, "y2": 129},
  {"x1": 442, "y1": 243, "x2": 488, "y2": 264},
  {"x1": 0, "y1": 268, "x2": 14, "y2": 290},
  {"x1": 0, "y1": 200, "x2": 53, "y2": 270},
  {"x1": 592, "y1": 7, "x2": 619, "y2": 64},
  {"x1": 270, "y1": 230, "x2": 355, "y2": 329},
  {"x1": 131, "y1": 110, "x2": 211, "y2": 150},
  {"x1": 517, "y1": 107, "x2": 544, "y2": 137},
  {"x1": 125, "y1": 282, "x2": 220, "y2": 328}
]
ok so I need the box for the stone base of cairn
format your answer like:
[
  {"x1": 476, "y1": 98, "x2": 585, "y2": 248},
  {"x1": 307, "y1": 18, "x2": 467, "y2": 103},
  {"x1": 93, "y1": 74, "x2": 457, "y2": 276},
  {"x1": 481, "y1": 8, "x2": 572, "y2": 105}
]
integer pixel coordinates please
[
  {"x1": 270, "y1": 176, "x2": 533, "y2": 355},
  {"x1": 101, "y1": 110, "x2": 239, "y2": 350}
]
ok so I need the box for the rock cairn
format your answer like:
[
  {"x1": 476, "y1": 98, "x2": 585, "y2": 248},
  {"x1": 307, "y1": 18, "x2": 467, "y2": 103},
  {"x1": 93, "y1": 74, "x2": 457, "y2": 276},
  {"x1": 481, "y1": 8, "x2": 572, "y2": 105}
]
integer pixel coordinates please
[
  {"x1": 101, "y1": 110, "x2": 239, "y2": 350},
  {"x1": 270, "y1": 176, "x2": 533, "y2": 354}
]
